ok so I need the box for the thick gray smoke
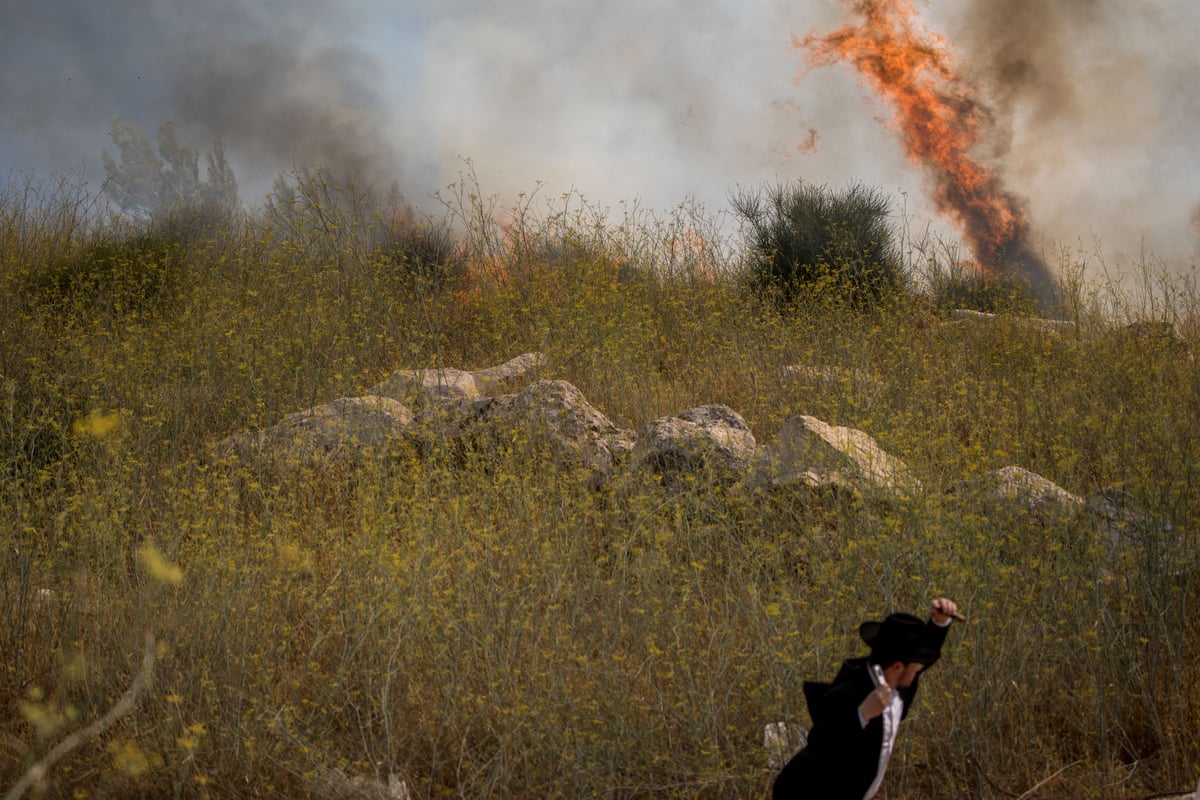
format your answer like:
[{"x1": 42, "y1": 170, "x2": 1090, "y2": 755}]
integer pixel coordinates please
[
  {"x1": 1, "y1": 0, "x2": 410, "y2": 196},
  {"x1": 1, "y1": 0, "x2": 1197, "y2": 273},
  {"x1": 937, "y1": 0, "x2": 1200, "y2": 269},
  {"x1": 170, "y1": 37, "x2": 400, "y2": 181}
]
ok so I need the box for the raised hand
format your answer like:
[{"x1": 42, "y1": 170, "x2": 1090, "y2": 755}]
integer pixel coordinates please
[
  {"x1": 930, "y1": 597, "x2": 962, "y2": 624},
  {"x1": 859, "y1": 684, "x2": 893, "y2": 720}
]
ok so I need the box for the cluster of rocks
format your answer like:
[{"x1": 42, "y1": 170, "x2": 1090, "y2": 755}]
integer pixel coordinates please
[
  {"x1": 216, "y1": 352, "x2": 1172, "y2": 553},
  {"x1": 312, "y1": 768, "x2": 410, "y2": 800},
  {"x1": 216, "y1": 352, "x2": 933, "y2": 497}
]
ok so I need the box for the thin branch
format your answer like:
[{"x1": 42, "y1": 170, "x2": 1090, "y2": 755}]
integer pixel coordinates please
[
  {"x1": 1014, "y1": 760, "x2": 1081, "y2": 800},
  {"x1": 5, "y1": 632, "x2": 156, "y2": 800},
  {"x1": 968, "y1": 756, "x2": 1020, "y2": 798}
]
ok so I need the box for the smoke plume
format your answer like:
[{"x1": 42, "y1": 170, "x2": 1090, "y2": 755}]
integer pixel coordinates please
[
  {"x1": 934, "y1": 0, "x2": 1199, "y2": 269},
  {"x1": 1, "y1": 0, "x2": 409, "y2": 194}
]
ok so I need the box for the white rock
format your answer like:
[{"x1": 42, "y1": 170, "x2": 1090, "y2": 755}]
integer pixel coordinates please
[
  {"x1": 222, "y1": 395, "x2": 413, "y2": 462},
  {"x1": 367, "y1": 367, "x2": 480, "y2": 402},
  {"x1": 633, "y1": 404, "x2": 756, "y2": 475},
  {"x1": 749, "y1": 415, "x2": 920, "y2": 496},
  {"x1": 986, "y1": 466, "x2": 1084, "y2": 514}
]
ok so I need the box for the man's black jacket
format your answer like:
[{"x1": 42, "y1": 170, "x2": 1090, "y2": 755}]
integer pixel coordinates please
[{"x1": 771, "y1": 619, "x2": 950, "y2": 800}]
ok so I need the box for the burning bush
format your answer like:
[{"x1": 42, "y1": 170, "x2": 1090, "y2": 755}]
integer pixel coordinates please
[{"x1": 732, "y1": 180, "x2": 906, "y2": 310}]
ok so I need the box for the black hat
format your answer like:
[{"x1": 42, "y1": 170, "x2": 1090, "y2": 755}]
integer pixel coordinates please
[{"x1": 859, "y1": 612, "x2": 939, "y2": 665}]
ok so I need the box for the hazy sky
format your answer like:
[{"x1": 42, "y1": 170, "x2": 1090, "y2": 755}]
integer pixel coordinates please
[{"x1": 3, "y1": 0, "x2": 1198, "y2": 271}]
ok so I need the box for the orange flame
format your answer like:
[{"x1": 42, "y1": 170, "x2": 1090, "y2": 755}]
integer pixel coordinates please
[{"x1": 798, "y1": 0, "x2": 1029, "y2": 274}]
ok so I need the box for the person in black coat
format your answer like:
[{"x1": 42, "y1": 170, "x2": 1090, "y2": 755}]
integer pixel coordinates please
[{"x1": 772, "y1": 598, "x2": 961, "y2": 800}]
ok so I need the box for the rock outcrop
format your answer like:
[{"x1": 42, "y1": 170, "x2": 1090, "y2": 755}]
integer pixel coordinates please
[
  {"x1": 981, "y1": 465, "x2": 1085, "y2": 515},
  {"x1": 747, "y1": 415, "x2": 921, "y2": 497},
  {"x1": 366, "y1": 352, "x2": 545, "y2": 403},
  {"x1": 472, "y1": 351, "x2": 547, "y2": 392},
  {"x1": 211, "y1": 352, "x2": 1183, "y2": 561},
  {"x1": 220, "y1": 395, "x2": 413, "y2": 462},
  {"x1": 368, "y1": 367, "x2": 481, "y2": 402},
  {"x1": 632, "y1": 404, "x2": 756, "y2": 476},
  {"x1": 461, "y1": 379, "x2": 636, "y2": 484}
]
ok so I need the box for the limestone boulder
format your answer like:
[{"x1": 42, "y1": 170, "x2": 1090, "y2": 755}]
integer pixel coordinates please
[
  {"x1": 472, "y1": 351, "x2": 546, "y2": 392},
  {"x1": 485, "y1": 379, "x2": 636, "y2": 483},
  {"x1": 366, "y1": 352, "x2": 545, "y2": 403},
  {"x1": 982, "y1": 465, "x2": 1085, "y2": 515},
  {"x1": 960, "y1": 472, "x2": 1185, "y2": 576},
  {"x1": 415, "y1": 379, "x2": 634, "y2": 484},
  {"x1": 633, "y1": 404, "x2": 756, "y2": 476},
  {"x1": 221, "y1": 395, "x2": 413, "y2": 462},
  {"x1": 367, "y1": 366, "x2": 481, "y2": 402},
  {"x1": 747, "y1": 415, "x2": 921, "y2": 496}
]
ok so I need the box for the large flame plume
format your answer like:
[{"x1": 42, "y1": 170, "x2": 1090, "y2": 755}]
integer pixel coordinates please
[{"x1": 799, "y1": 0, "x2": 1056, "y2": 307}]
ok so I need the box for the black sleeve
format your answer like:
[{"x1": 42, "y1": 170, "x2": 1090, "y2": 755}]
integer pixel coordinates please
[
  {"x1": 811, "y1": 675, "x2": 876, "y2": 747},
  {"x1": 924, "y1": 618, "x2": 952, "y2": 666},
  {"x1": 898, "y1": 619, "x2": 954, "y2": 717}
]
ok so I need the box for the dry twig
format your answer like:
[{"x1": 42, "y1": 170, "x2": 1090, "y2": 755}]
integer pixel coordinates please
[{"x1": 4, "y1": 633, "x2": 156, "y2": 800}]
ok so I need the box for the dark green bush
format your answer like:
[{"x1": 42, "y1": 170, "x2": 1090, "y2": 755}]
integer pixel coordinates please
[
  {"x1": 29, "y1": 227, "x2": 182, "y2": 314},
  {"x1": 732, "y1": 180, "x2": 906, "y2": 310},
  {"x1": 367, "y1": 219, "x2": 459, "y2": 287}
]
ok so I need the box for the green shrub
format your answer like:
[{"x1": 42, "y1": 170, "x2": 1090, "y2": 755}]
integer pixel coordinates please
[
  {"x1": 367, "y1": 219, "x2": 459, "y2": 288},
  {"x1": 732, "y1": 180, "x2": 906, "y2": 310},
  {"x1": 28, "y1": 227, "x2": 182, "y2": 315}
]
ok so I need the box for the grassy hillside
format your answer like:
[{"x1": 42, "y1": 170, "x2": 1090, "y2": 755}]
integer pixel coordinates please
[{"x1": 3, "y1": 175, "x2": 1198, "y2": 799}]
